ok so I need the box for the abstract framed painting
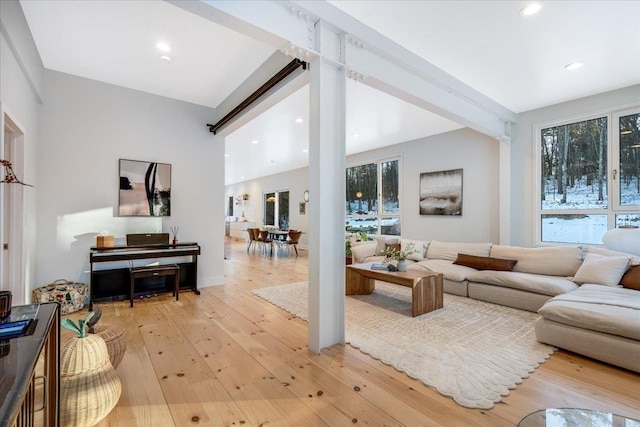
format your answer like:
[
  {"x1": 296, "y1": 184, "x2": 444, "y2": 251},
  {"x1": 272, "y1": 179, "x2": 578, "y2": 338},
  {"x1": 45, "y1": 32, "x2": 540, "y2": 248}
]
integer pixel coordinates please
[
  {"x1": 119, "y1": 159, "x2": 171, "y2": 216},
  {"x1": 419, "y1": 168, "x2": 463, "y2": 216}
]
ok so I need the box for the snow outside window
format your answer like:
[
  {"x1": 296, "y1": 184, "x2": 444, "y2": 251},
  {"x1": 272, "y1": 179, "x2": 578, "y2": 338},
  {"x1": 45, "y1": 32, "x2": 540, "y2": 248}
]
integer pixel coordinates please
[
  {"x1": 537, "y1": 107, "x2": 640, "y2": 245},
  {"x1": 346, "y1": 158, "x2": 400, "y2": 236}
]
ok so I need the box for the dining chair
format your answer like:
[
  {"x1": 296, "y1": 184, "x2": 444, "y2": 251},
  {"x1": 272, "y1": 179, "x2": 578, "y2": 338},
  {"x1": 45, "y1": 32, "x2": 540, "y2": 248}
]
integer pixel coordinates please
[
  {"x1": 246, "y1": 228, "x2": 258, "y2": 253},
  {"x1": 285, "y1": 230, "x2": 302, "y2": 257},
  {"x1": 259, "y1": 230, "x2": 272, "y2": 255}
]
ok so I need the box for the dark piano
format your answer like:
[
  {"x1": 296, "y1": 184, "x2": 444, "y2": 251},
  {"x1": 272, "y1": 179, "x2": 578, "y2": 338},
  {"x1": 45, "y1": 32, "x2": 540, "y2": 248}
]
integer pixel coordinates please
[{"x1": 89, "y1": 241, "x2": 200, "y2": 309}]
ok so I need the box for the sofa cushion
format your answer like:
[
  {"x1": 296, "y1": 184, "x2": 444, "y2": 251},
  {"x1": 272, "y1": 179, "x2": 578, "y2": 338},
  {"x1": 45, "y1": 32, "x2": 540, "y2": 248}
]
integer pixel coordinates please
[
  {"x1": 453, "y1": 254, "x2": 517, "y2": 271},
  {"x1": 538, "y1": 284, "x2": 640, "y2": 340},
  {"x1": 621, "y1": 265, "x2": 640, "y2": 291},
  {"x1": 490, "y1": 245, "x2": 583, "y2": 277},
  {"x1": 426, "y1": 240, "x2": 492, "y2": 261},
  {"x1": 372, "y1": 237, "x2": 399, "y2": 256},
  {"x1": 572, "y1": 253, "x2": 630, "y2": 287},
  {"x1": 399, "y1": 238, "x2": 428, "y2": 261},
  {"x1": 412, "y1": 259, "x2": 477, "y2": 282},
  {"x1": 583, "y1": 245, "x2": 640, "y2": 266},
  {"x1": 362, "y1": 255, "x2": 387, "y2": 264},
  {"x1": 350, "y1": 242, "x2": 377, "y2": 263},
  {"x1": 466, "y1": 270, "x2": 578, "y2": 296}
]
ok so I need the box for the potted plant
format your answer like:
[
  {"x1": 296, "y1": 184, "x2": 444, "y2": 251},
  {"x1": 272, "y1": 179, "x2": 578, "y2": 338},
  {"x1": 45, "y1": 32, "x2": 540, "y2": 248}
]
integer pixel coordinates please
[
  {"x1": 384, "y1": 241, "x2": 418, "y2": 272},
  {"x1": 345, "y1": 240, "x2": 353, "y2": 265},
  {"x1": 345, "y1": 231, "x2": 368, "y2": 265}
]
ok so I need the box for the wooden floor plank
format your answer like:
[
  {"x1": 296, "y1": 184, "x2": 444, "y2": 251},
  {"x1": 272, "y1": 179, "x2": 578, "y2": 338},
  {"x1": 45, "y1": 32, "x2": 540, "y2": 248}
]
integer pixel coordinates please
[
  {"x1": 198, "y1": 290, "x2": 403, "y2": 426},
  {"x1": 89, "y1": 238, "x2": 640, "y2": 426},
  {"x1": 93, "y1": 300, "x2": 175, "y2": 427}
]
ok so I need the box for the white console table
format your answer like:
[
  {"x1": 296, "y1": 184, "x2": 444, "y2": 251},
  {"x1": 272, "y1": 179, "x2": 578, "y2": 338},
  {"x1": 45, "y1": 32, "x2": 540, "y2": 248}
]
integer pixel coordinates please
[{"x1": 229, "y1": 221, "x2": 255, "y2": 240}]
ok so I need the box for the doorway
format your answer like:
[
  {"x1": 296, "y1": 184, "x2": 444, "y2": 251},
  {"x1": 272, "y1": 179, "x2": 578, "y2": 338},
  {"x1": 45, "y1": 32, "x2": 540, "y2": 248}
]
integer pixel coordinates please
[{"x1": 1, "y1": 111, "x2": 26, "y2": 305}]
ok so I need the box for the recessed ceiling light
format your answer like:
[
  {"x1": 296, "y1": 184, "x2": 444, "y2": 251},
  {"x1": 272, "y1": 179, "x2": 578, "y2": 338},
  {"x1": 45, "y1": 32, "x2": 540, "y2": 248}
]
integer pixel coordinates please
[
  {"x1": 156, "y1": 42, "x2": 171, "y2": 52},
  {"x1": 160, "y1": 55, "x2": 172, "y2": 63},
  {"x1": 224, "y1": 154, "x2": 229, "y2": 157},
  {"x1": 564, "y1": 61, "x2": 585, "y2": 71},
  {"x1": 302, "y1": 149, "x2": 308, "y2": 153},
  {"x1": 251, "y1": 140, "x2": 259, "y2": 144},
  {"x1": 240, "y1": 176, "x2": 245, "y2": 179},
  {"x1": 519, "y1": 3, "x2": 541, "y2": 16},
  {"x1": 351, "y1": 133, "x2": 360, "y2": 138},
  {"x1": 295, "y1": 118, "x2": 304, "y2": 123}
]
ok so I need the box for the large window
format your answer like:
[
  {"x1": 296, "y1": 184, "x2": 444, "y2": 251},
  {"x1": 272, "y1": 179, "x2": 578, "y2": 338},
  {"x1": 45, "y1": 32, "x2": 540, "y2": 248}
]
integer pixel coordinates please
[
  {"x1": 346, "y1": 158, "x2": 400, "y2": 235},
  {"x1": 537, "y1": 108, "x2": 639, "y2": 244},
  {"x1": 264, "y1": 190, "x2": 289, "y2": 229}
]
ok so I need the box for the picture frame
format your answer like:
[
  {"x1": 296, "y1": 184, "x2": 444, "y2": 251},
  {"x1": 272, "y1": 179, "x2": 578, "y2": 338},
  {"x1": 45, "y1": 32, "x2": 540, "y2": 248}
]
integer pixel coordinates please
[
  {"x1": 119, "y1": 159, "x2": 171, "y2": 216},
  {"x1": 419, "y1": 168, "x2": 463, "y2": 216}
]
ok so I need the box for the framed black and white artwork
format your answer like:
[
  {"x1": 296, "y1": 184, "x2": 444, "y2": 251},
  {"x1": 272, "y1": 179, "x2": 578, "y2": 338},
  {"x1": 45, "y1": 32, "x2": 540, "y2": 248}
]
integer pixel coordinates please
[
  {"x1": 419, "y1": 168, "x2": 463, "y2": 216},
  {"x1": 119, "y1": 159, "x2": 171, "y2": 216}
]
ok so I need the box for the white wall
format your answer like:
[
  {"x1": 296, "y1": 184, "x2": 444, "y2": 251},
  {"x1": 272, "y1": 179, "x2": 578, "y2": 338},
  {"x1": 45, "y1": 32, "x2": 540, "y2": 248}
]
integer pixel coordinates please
[
  {"x1": 349, "y1": 128, "x2": 499, "y2": 243},
  {"x1": 511, "y1": 84, "x2": 640, "y2": 247},
  {"x1": 226, "y1": 127, "x2": 499, "y2": 245},
  {"x1": 0, "y1": 0, "x2": 43, "y2": 302},
  {"x1": 37, "y1": 70, "x2": 225, "y2": 289}
]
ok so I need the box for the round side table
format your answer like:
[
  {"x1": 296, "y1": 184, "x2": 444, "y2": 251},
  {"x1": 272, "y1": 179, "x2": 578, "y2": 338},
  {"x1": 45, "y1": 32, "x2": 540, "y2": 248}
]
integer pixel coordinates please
[{"x1": 518, "y1": 408, "x2": 639, "y2": 427}]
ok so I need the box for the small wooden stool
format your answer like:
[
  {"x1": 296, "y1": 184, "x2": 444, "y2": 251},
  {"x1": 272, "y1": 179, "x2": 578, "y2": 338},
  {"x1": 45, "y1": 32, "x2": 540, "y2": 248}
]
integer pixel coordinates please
[{"x1": 129, "y1": 264, "x2": 180, "y2": 307}]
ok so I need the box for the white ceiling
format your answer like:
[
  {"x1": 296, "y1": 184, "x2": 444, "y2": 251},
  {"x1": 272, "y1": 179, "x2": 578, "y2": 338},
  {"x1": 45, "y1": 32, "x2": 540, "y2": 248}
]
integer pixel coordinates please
[
  {"x1": 19, "y1": 1, "x2": 640, "y2": 184},
  {"x1": 329, "y1": 0, "x2": 640, "y2": 113},
  {"x1": 20, "y1": 0, "x2": 276, "y2": 107},
  {"x1": 224, "y1": 82, "x2": 463, "y2": 184}
]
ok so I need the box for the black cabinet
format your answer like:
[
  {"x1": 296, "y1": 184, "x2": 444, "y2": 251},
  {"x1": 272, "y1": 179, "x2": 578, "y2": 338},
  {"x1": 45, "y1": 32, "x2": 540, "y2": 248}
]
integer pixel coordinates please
[{"x1": 0, "y1": 303, "x2": 60, "y2": 427}]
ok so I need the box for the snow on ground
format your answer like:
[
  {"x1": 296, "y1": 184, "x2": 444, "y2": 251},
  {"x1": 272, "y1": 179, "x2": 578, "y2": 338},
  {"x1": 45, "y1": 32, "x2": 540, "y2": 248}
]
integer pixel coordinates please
[{"x1": 344, "y1": 178, "x2": 639, "y2": 243}]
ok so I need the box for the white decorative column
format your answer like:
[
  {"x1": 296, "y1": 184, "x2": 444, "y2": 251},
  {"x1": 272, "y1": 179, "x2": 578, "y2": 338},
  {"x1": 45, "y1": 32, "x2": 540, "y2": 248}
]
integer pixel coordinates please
[
  {"x1": 497, "y1": 135, "x2": 511, "y2": 245},
  {"x1": 307, "y1": 22, "x2": 346, "y2": 353}
]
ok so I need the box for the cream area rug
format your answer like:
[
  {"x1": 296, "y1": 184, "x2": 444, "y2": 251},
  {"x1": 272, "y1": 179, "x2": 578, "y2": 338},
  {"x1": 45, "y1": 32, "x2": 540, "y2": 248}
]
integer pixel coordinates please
[{"x1": 253, "y1": 281, "x2": 556, "y2": 409}]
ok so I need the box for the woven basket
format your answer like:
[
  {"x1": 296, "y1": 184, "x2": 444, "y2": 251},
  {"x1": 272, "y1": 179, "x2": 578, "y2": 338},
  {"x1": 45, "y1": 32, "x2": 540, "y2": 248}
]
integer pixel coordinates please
[
  {"x1": 32, "y1": 279, "x2": 88, "y2": 315},
  {"x1": 60, "y1": 334, "x2": 122, "y2": 427},
  {"x1": 92, "y1": 324, "x2": 127, "y2": 369}
]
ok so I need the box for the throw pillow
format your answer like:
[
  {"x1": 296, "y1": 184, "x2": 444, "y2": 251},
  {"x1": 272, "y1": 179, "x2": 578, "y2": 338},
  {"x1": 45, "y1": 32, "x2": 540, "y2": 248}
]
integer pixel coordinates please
[
  {"x1": 373, "y1": 237, "x2": 392, "y2": 255},
  {"x1": 400, "y1": 239, "x2": 427, "y2": 261},
  {"x1": 453, "y1": 253, "x2": 517, "y2": 271},
  {"x1": 385, "y1": 243, "x2": 401, "y2": 253},
  {"x1": 571, "y1": 253, "x2": 630, "y2": 287},
  {"x1": 620, "y1": 265, "x2": 640, "y2": 291}
]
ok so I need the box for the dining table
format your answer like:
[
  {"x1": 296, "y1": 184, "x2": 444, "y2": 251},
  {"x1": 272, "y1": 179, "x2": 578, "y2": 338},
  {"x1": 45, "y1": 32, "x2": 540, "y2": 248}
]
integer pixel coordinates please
[{"x1": 262, "y1": 229, "x2": 290, "y2": 256}]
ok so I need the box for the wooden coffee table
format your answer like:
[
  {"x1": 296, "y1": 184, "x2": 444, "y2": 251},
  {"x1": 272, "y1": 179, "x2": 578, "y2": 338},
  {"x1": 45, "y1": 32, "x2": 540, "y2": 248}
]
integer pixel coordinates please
[{"x1": 346, "y1": 263, "x2": 443, "y2": 317}]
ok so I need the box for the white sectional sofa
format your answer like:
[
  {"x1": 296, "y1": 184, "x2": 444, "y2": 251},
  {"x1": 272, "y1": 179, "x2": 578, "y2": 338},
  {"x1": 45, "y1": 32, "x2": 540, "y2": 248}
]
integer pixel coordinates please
[{"x1": 349, "y1": 237, "x2": 640, "y2": 373}]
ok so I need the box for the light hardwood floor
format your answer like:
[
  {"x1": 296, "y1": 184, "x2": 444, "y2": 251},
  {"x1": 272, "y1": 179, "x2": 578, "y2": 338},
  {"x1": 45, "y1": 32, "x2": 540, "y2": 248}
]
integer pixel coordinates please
[{"x1": 91, "y1": 238, "x2": 640, "y2": 426}]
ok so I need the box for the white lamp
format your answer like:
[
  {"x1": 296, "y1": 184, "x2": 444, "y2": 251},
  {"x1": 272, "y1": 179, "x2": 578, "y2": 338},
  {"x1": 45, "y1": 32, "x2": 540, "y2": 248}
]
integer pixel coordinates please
[{"x1": 602, "y1": 227, "x2": 640, "y2": 256}]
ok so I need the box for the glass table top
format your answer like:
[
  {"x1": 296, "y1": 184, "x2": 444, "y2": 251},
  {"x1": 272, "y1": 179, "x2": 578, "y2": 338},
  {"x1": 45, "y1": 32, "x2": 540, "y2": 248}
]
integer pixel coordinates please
[{"x1": 519, "y1": 408, "x2": 640, "y2": 427}]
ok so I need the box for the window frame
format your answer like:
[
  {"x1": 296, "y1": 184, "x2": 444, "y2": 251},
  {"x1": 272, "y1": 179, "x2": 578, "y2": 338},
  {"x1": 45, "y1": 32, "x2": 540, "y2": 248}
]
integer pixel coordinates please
[
  {"x1": 345, "y1": 155, "x2": 402, "y2": 236},
  {"x1": 612, "y1": 107, "x2": 640, "y2": 212},
  {"x1": 263, "y1": 189, "x2": 289, "y2": 229},
  {"x1": 534, "y1": 105, "x2": 640, "y2": 246}
]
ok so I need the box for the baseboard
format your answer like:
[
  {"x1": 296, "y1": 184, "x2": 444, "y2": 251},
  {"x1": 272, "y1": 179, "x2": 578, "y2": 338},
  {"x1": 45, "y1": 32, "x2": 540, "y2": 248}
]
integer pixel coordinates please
[{"x1": 198, "y1": 275, "x2": 225, "y2": 288}]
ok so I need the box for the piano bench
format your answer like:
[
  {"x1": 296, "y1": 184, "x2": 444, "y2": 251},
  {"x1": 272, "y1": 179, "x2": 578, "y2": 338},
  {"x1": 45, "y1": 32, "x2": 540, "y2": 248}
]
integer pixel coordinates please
[{"x1": 129, "y1": 264, "x2": 180, "y2": 308}]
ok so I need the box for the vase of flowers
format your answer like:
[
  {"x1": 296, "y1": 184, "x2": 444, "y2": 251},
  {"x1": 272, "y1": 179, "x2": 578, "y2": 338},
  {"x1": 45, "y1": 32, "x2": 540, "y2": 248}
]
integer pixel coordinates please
[{"x1": 384, "y1": 242, "x2": 417, "y2": 272}]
